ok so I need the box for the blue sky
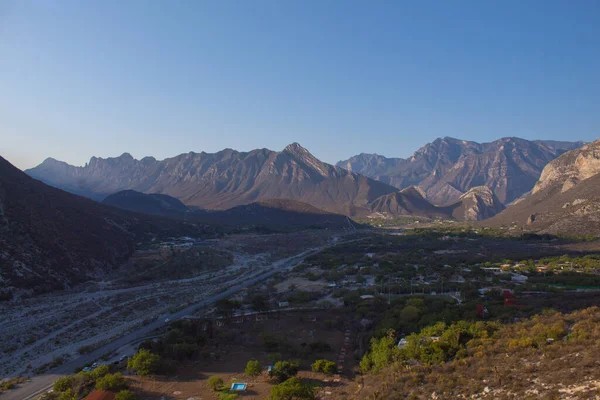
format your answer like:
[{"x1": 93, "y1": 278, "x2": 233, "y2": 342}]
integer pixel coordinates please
[{"x1": 1, "y1": 0, "x2": 599, "y2": 170}]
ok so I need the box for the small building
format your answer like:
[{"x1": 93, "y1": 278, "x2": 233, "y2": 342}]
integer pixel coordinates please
[
  {"x1": 84, "y1": 391, "x2": 116, "y2": 400},
  {"x1": 511, "y1": 274, "x2": 528, "y2": 283}
]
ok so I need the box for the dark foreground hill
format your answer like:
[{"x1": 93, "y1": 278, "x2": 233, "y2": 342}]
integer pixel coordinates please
[{"x1": 0, "y1": 157, "x2": 215, "y2": 293}]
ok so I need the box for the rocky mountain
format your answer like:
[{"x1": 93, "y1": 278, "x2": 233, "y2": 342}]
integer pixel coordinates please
[
  {"x1": 27, "y1": 143, "x2": 398, "y2": 216},
  {"x1": 486, "y1": 139, "x2": 600, "y2": 235},
  {"x1": 369, "y1": 185, "x2": 504, "y2": 221},
  {"x1": 337, "y1": 137, "x2": 584, "y2": 205},
  {"x1": 102, "y1": 190, "x2": 358, "y2": 230},
  {"x1": 0, "y1": 156, "x2": 214, "y2": 293},
  {"x1": 450, "y1": 186, "x2": 505, "y2": 221}
]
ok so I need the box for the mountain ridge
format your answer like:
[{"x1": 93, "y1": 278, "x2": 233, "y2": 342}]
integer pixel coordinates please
[
  {"x1": 337, "y1": 137, "x2": 585, "y2": 205},
  {"x1": 26, "y1": 143, "x2": 400, "y2": 217}
]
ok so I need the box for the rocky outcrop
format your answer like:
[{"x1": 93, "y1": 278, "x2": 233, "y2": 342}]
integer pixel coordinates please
[
  {"x1": 450, "y1": 186, "x2": 505, "y2": 221},
  {"x1": 533, "y1": 140, "x2": 600, "y2": 194}
]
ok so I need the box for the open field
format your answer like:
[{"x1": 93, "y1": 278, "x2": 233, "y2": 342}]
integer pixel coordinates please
[{"x1": 128, "y1": 309, "x2": 361, "y2": 400}]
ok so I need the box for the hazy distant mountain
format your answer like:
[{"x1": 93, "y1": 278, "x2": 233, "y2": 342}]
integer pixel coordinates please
[
  {"x1": 487, "y1": 139, "x2": 600, "y2": 235},
  {"x1": 27, "y1": 143, "x2": 399, "y2": 216},
  {"x1": 0, "y1": 156, "x2": 213, "y2": 293},
  {"x1": 102, "y1": 190, "x2": 359, "y2": 230},
  {"x1": 337, "y1": 137, "x2": 584, "y2": 205}
]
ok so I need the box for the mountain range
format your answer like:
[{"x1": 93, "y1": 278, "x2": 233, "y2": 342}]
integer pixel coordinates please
[
  {"x1": 26, "y1": 142, "x2": 509, "y2": 221},
  {"x1": 337, "y1": 137, "x2": 584, "y2": 205},
  {"x1": 26, "y1": 143, "x2": 398, "y2": 217}
]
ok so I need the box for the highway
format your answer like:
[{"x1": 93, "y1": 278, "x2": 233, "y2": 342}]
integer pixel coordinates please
[{"x1": 3, "y1": 246, "x2": 327, "y2": 400}]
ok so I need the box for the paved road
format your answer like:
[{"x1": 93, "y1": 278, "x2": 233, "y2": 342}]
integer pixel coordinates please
[{"x1": 3, "y1": 246, "x2": 325, "y2": 400}]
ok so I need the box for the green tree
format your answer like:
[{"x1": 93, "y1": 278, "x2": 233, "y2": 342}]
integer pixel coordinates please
[
  {"x1": 311, "y1": 359, "x2": 337, "y2": 375},
  {"x1": 58, "y1": 389, "x2": 77, "y2": 400},
  {"x1": 115, "y1": 390, "x2": 136, "y2": 400},
  {"x1": 208, "y1": 376, "x2": 224, "y2": 391},
  {"x1": 360, "y1": 330, "x2": 401, "y2": 373},
  {"x1": 245, "y1": 360, "x2": 262, "y2": 377},
  {"x1": 91, "y1": 364, "x2": 110, "y2": 379},
  {"x1": 95, "y1": 373, "x2": 126, "y2": 391},
  {"x1": 269, "y1": 361, "x2": 300, "y2": 383},
  {"x1": 127, "y1": 349, "x2": 160, "y2": 376},
  {"x1": 400, "y1": 305, "x2": 420, "y2": 323},
  {"x1": 53, "y1": 376, "x2": 73, "y2": 392},
  {"x1": 269, "y1": 377, "x2": 315, "y2": 400}
]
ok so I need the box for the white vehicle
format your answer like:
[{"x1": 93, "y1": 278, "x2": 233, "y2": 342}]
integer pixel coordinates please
[
  {"x1": 91, "y1": 362, "x2": 98, "y2": 368},
  {"x1": 164, "y1": 318, "x2": 171, "y2": 323}
]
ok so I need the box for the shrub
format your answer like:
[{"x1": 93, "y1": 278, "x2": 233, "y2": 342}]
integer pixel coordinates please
[
  {"x1": 208, "y1": 376, "x2": 224, "y2": 391},
  {"x1": 245, "y1": 360, "x2": 262, "y2": 377},
  {"x1": 115, "y1": 390, "x2": 136, "y2": 400},
  {"x1": 58, "y1": 389, "x2": 78, "y2": 400},
  {"x1": 269, "y1": 361, "x2": 300, "y2": 383},
  {"x1": 127, "y1": 349, "x2": 160, "y2": 376},
  {"x1": 91, "y1": 364, "x2": 110, "y2": 379},
  {"x1": 95, "y1": 373, "x2": 126, "y2": 391},
  {"x1": 269, "y1": 377, "x2": 315, "y2": 400},
  {"x1": 311, "y1": 359, "x2": 337, "y2": 375},
  {"x1": 216, "y1": 392, "x2": 239, "y2": 400},
  {"x1": 53, "y1": 376, "x2": 74, "y2": 392}
]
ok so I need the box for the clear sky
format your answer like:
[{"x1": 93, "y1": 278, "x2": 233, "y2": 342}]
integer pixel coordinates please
[{"x1": 1, "y1": 0, "x2": 599, "y2": 170}]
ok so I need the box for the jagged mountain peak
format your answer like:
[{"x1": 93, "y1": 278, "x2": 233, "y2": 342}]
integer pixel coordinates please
[{"x1": 282, "y1": 142, "x2": 312, "y2": 157}]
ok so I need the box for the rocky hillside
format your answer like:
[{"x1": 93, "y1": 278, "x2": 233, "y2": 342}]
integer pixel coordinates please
[
  {"x1": 337, "y1": 137, "x2": 583, "y2": 205},
  {"x1": 0, "y1": 157, "x2": 214, "y2": 293},
  {"x1": 486, "y1": 139, "x2": 600, "y2": 236},
  {"x1": 358, "y1": 307, "x2": 600, "y2": 400},
  {"x1": 451, "y1": 186, "x2": 505, "y2": 221},
  {"x1": 27, "y1": 143, "x2": 398, "y2": 216},
  {"x1": 369, "y1": 185, "x2": 504, "y2": 221}
]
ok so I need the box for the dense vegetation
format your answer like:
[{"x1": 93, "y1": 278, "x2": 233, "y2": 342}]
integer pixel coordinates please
[
  {"x1": 359, "y1": 307, "x2": 600, "y2": 399},
  {"x1": 46, "y1": 364, "x2": 136, "y2": 400}
]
